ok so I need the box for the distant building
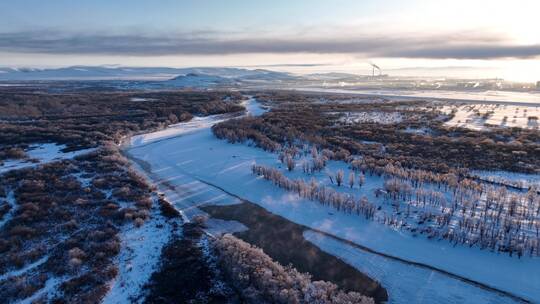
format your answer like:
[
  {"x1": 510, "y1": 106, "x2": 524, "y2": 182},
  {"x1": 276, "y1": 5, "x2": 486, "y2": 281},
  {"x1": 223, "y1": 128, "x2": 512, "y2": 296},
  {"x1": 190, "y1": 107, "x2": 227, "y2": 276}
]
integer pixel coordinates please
[{"x1": 537, "y1": 81, "x2": 540, "y2": 89}]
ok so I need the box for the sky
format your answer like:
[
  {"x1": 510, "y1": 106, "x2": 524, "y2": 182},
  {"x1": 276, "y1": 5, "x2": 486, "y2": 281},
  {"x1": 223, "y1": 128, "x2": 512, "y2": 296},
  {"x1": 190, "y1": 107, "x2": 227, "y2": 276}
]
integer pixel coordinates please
[{"x1": 1, "y1": 0, "x2": 539, "y2": 81}]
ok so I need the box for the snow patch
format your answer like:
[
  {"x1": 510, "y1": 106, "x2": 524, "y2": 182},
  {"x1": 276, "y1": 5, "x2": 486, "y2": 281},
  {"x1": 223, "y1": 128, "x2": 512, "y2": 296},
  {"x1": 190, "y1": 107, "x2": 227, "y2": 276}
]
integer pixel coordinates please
[
  {"x1": 102, "y1": 205, "x2": 174, "y2": 304},
  {"x1": 334, "y1": 111, "x2": 403, "y2": 124},
  {"x1": 0, "y1": 191, "x2": 16, "y2": 230},
  {"x1": 0, "y1": 143, "x2": 95, "y2": 175},
  {"x1": 440, "y1": 103, "x2": 540, "y2": 130}
]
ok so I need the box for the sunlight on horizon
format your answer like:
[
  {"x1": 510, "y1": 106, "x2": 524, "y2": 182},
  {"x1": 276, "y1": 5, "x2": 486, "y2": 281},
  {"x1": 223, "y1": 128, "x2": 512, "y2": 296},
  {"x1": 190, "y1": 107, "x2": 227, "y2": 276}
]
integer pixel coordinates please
[{"x1": 0, "y1": 0, "x2": 538, "y2": 82}]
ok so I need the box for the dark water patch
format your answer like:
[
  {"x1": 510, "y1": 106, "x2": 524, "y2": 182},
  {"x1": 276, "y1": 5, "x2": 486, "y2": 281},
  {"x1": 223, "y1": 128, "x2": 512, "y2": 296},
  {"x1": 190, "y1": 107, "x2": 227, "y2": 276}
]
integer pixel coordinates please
[{"x1": 202, "y1": 202, "x2": 389, "y2": 303}]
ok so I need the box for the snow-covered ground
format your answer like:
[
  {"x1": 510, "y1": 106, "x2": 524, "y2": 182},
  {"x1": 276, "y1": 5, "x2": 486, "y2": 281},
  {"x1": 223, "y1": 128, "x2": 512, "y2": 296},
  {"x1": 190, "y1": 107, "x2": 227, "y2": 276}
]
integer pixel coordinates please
[
  {"x1": 0, "y1": 253, "x2": 49, "y2": 282},
  {"x1": 471, "y1": 170, "x2": 540, "y2": 189},
  {"x1": 0, "y1": 143, "x2": 94, "y2": 175},
  {"x1": 304, "y1": 230, "x2": 520, "y2": 304},
  {"x1": 440, "y1": 104, "x2": 540, "y2": 130},
  {"x1": 125, "y1": 97, "x2": 540, "y2": 303},
  {"x1": 19, "y1": 276, "x2": 63, "y2": 304},
  {"x1": 101, "y1": 146, "x2": 188, "y2": 304},
  {"x1": 334, "y1": 111, "x2": 403, "y2": 124},
  {"x1": 102, "y1": 207, "x2": 175, "y2": 304},
  {"x1": 0, "y1": 191, "x2": 15, "y2": 230}
]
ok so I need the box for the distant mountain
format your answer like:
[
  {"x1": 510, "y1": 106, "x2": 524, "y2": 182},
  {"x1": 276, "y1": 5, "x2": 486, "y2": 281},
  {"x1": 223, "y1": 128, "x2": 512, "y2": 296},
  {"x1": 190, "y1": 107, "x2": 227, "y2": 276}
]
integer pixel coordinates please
[
  {"x1": 0, "y1": 66, "x2": 299, "y2": 82},
  {"x1": 164, "y1": 73, "x2": 236, "y2": 88},
  {"x1": 236, "y1": 69, "x2": 298, "y2": 82},
  {"x1": 0, "y1": 66, "x2": 185, "y2": 80}
]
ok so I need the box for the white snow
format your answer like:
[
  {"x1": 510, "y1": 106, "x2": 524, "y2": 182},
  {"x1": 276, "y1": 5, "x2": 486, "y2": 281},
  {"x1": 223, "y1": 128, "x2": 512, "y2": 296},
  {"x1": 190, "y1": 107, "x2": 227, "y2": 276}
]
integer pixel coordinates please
[
  {"x1": 129, "y1": 115, "x2": 231, "y2": 147},
  {"x1": 304, "y1": 230, "x2": 520, "y2": 304},
  {"x1": 0, "y1": 191, "x2": 16, "y2": 230},
  {"x1": 130, "y1": 97, "x2": 156, "y2": 102},
  {"x1": 471, "y1": 170, "x2": 540, "y2": 189},
  {"x1": 336, "y1": 111, "x2": 403, "y2": 124},
  {"x1": 102, "y1": 208, "x2": 174, "y2": 304},
  {"x1": 241, "y1": 97, "x2": 268, "y2": 117},
  {"x1": 18, "y1": 276, "x2": 63, "y2": 304},
  {"x1": 0, "y1": 254, "x2": 49, "y2": 282},
  {"x1": 127, "y1": 122, "x2": 540, "y2": 303},
  {"x1": 440, "y1": 104, "x2": 540, "y2": 130},
  {"x1": 0, "y1": 143, "x2": 95, "y2": 175}
]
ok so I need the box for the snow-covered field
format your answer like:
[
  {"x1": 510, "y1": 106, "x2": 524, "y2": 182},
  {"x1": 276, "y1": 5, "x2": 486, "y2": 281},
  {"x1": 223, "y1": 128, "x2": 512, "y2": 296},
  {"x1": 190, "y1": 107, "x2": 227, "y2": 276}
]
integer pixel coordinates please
[
  {"x1": 125, "y1": 99, "x2": 540, "y2": 303},
  {"x1": 335, "y1": 111, "x2": 403, "y2": 124},
  {"x1": 440, "y1": 104, "x2": 540, "y2": 130},
  {"x1": 0, "y1": 143, "x2": 94, "y2": 175}
]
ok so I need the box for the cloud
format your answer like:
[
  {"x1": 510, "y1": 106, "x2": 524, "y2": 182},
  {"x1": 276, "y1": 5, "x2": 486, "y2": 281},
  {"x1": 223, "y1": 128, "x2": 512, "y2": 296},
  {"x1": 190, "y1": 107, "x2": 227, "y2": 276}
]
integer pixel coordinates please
[{"x1": 0, "y1": 30, "x2": 538, "y2": 60}]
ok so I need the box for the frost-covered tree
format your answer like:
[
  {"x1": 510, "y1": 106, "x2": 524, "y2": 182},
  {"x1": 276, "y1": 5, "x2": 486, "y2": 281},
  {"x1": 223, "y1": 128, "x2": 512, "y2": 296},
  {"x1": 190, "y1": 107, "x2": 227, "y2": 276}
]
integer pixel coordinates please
[
  {"x1": 348, "y1": 172, "x2": 355, "y2": 189},
  {"x1": 358, "y1": 173, "x2": 365, "y2": 187},
  {"x1": 214, "y1": 234, "x2": 374, "y2": 304},
  {"x1": 285, "y1": 154, "x2": 295, "y2": 171},
  {"x1": 336, "y1": 170, "x2": 344, "y2": 187}
]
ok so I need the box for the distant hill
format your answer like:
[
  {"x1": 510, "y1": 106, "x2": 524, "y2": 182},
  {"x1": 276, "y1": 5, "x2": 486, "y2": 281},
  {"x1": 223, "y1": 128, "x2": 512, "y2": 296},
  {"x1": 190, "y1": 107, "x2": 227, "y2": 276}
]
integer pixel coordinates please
[
  {"x1": 0, "y1": 66, "x2": 299, "y2": 82},
  {"x1": 164, "y1": 73, "x2": 236, "y2": 88}
]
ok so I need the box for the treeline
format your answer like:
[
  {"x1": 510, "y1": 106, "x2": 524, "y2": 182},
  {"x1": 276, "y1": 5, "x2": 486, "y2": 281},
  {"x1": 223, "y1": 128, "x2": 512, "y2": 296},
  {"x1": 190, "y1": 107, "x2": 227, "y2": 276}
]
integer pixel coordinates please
[
  {"x1": 214, "y1": 234, "x2": 374, "y2": 304},
  {"x1": 252, "y1": 165, "x2": 377, "y2": 219},
  {"x1": 0, "y1": 90, "x2": 244, "y2": 119}
]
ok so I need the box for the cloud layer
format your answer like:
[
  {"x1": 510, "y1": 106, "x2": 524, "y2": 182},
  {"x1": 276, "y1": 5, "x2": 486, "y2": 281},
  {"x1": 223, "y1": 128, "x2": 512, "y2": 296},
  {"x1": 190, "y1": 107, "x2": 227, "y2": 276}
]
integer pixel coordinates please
[{"x1": 1, "y1": 30, "x2": 538, "y2": 60}]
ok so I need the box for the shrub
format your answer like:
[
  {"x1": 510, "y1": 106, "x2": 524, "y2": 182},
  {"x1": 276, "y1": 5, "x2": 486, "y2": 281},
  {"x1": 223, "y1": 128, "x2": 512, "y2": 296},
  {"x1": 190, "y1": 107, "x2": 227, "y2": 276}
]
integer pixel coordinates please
[
  {"x1": 134, "y1": 217, "x2": 145, "y2": 228},
  {"x1": 9, "y1": 225, "x2": 37, "y2": 239}
]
